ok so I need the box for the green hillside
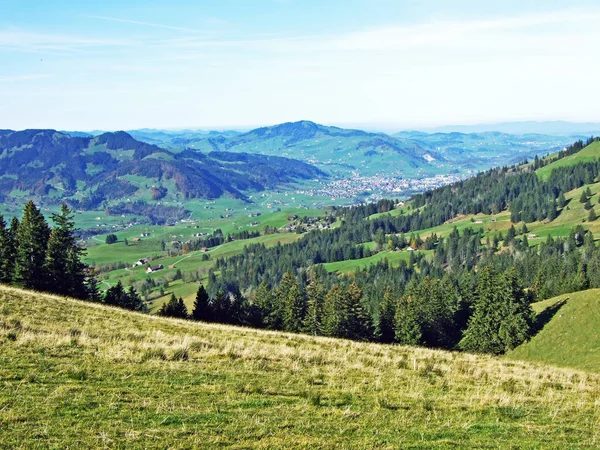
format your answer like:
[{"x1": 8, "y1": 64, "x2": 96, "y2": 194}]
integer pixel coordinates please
[
  {"x1": 536, "y1": 140, "x2": 600, "y2": 180},
  {"x1": 2, "y1": 285, "x2": 600, "y2": 448},
  {"x1": 510, "y1": 289, "x2": 600, "y2": 372}
]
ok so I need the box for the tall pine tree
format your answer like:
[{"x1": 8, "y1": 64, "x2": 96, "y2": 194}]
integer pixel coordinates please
[
  {"x1": 377, "y1": 286, "x2": 397, "y2": 343},
  {"x1": 192, "y1": 284, "x2": 212, "y2": 321},
  {"x1": 45, "y1": 204, "x2": 87, "y2": 298},
  {"x1": 0, "y1": 215, "x2": 9, "y2": 283},
  {"x1": 277, "y1": 271, "x2": 305, "y2": 333},
  {"x1": 302, "y1": 274, "x2": 326, "y2": 335},
  {"x1": 15, "y1": 201, "x2": 50, "y2": 290}
]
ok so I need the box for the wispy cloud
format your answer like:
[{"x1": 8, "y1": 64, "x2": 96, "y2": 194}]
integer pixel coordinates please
[
  {"x1": 89, "y1": 15, "x2": 207, "y2": 34},
  {"x1": 147, "y1": 7, "x2": 600, "y2": 56},
  {"x1": 0, "y1": 74, "x2": 53, "y2": 82},
  {"x1": 0, "y1": 29, "x2": 139, "y2": 53},
  {"x1": 326, "y1": 9, "x2": 600, "y2": 51}
]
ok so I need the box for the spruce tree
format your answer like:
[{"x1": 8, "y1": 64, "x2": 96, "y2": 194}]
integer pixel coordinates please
[
  {"x1": 192, "y1": 284, "x2": 212, "y2": 322},
  {"x1": 0, "y1": 215, "x2": 9, "y2": 283},
  {"x1": 254, "y1": 280, "x2": 277, "y2": 329},
  {"x1": 589, "y1": 208, "x2": 597, "y2": 222},
  {"x1": 504, "y1": 225, "x2": 516, "y2": 247},
  {"x1": 277, "y1": 271, "x2": 305, "y2": 333},
  {"x1": 322, "y1": 285, "x2": 345, "y2": 337},
  {"x1": 4, "y1": 217, "x2": 19, "y2": 282},
  {"x1": 211, "y1": 291, "x2": 230, "y2": 323},
  {"x1": 557, "y1": 191, "x2": 567, "y2": 208},
  {"x1": 377, "y1": 286, "x2": 397, "y2": 343},
  {"x1": 124, "y1": 286, "x2": 146, "y2": 312},
  {"x1": 45, "y1": 204, "x2": 87, "y2": 298},
  {"x1": 303, "y1": 275, "x2": 325, "y2": 335},
  {"x1": 159, "y1": 294, "x2": 188, "y2": 318},
  {"x1": 84, "y1": 267, "x2": 103, "y2": 303},
  {"x1": 393, "y1": 294, "x2": 422, "y2": 345},
  {"x1": 104, "y1": 281, "x2": 127, "y2": 307},
  {"x1": 341, "y1": 282, "x2": 372, "y2": 341},
  {"x1": 278, "y1": 272, "x2": 306, "y2": 333},
  {"x1": 459, "y1": 267, "x2": 533, "y2": 354},
  {"x1": 15, "y1": 201, "x2": 50, "y2": 290}
]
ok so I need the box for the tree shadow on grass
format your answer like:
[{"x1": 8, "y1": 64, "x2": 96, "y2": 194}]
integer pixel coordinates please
[{"x1": 531, "y1": 297, "x2": 569, "y2": 336}]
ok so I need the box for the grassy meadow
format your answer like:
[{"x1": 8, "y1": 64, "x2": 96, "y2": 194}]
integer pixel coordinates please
[
  {"x1": 2, "y1": 285, "x2": 600, "y2": 448},
  {"x1": 510, "y1": 289, "x2": 600, "y2": 373}
]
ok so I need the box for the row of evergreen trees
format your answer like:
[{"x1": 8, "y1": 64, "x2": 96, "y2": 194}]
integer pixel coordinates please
[
  {"x1": 0, "y1": 202, "x2": 89, "y2": 299},
  {"x1": 159, "y1": 263, "x2": 534, "y2": 355}
]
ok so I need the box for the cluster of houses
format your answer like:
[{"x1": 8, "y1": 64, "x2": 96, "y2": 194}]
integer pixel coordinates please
[
  {"x1": 284, "y1": 216, "x2": 330, "y2": 233},
  {"x1": 132, "y1": 257, "x2": 164, "y2": 273}
]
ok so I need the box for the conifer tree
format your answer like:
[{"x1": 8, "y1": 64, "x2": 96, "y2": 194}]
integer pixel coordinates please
[
  {"x1": 2, "y1": 217, "x2": 19, "y2": 283},
  {"x1": 15, "y1": 201, "x2": 50, "y2": 290},
  {"x1": 211, "y1": 291, "x2": 230, "y2": 323},
  {"x1": 322, "y1": 285, "x2": 345, "y2": 337},
  {"x1": 557, "y1": 191, "x2": 567, "y2": 208},
  {"x1": 125, "y1": 286, "x2": 146, "y2": 312},
  {"x1": 394, "y1": 294, "x2": 422, "y2": 345},
  {"x1": 159, "y1": 293, "x2": 188, "y2": 318},
  {"x1": 580, "y1": 190, "x2": 589, "y2": 203},
  {"x1": 84, "y1": 267, "x2": 102, "y2": 303},
  {"x1": 45, "y1": 204, "x2": 87, "y2": 298},
  {"x1": 589, "y1": 208, "x2": 597, "y2": 222},
  {"x1": 277, "y1": 271, "x2": 305, "y2": 333},
  {"x1": 104, "y1": 280, "x2": 127, "y2": 307},
  {"x1": 341, "y1": 282, "x2": 372, "y2": 341},
  {"x1": 303, "y1": 275, "x2": 325, "y2": 335},
  {"x1": 459, "y1": 267, "x2": 533, "y2": 354},
  {"x1": 254, "y1": 280, "x2": 277, "y2": 329},
  {"x1": 285, "y1": 281, "x2": 305, "y2": 332},
  {"x1": 192, "y1": 284, "x2": 212, "y2": 321},
  {"x1": 0, "y1": 215, "x2": 9, "y2": 283},
  {"x1": 504, "y1": 225, "x2": 516, "y2": 247},
  {"x1": 377, "y1": 286, "x2": 397, "y2": 343}
]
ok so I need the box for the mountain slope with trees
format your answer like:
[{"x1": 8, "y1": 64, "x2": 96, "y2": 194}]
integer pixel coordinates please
[{"x1": 0, "y1": 129, "x2": 326, "y2": 215}]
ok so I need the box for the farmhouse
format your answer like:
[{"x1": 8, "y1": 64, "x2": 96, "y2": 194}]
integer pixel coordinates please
[
  {"x1": 132, "y1": 258, "x2": 149, "y2": 267},
  {"x1": 146, "y1": 264, "x2": 163, "y2": 273}
]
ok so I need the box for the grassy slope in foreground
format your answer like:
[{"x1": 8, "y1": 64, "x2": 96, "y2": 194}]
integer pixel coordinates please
[
  {"x1": 2, "y1": 287, "x2": 600, "y2": 448},
  {"x1": 536, "y1": 140, "x2": 600, "y2": 181},
  {"x1": 510, "y1": 289, "x2": 600, "y2": 372}
]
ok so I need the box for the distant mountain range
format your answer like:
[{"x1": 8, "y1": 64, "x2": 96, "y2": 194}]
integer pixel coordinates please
[
  {"x1": 114, "y1": 121, "x2": 579, "y2": 177},
  {"x1": 0, "y1": 129, "x2": 324, "y2": 213},
  {"x1": 1, "y1": 122, "x2": 585, "y2": 221},
  {"x1": 410, "y1": 120, "x2": 600, "y2": 135}
]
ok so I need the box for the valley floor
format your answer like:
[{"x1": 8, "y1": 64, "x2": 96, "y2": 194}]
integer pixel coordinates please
[{"x1": 2, "y1": 286, "x2": 600, "y2": 448}]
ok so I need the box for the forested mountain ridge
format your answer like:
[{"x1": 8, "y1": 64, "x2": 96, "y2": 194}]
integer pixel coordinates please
[
  {"x1": 0, "y1": 129, "x2": 325, "y2": 210},
  {"x1": 183, "y1": 137, "x2": 600, "y2": 352}
]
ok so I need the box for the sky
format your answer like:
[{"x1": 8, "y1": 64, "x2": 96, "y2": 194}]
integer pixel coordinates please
[{"x1": 1, "y1": 0, "x2": 600, "y2": 131}]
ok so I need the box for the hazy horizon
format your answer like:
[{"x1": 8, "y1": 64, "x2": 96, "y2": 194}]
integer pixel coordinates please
[{"x1": 2, "y1": 0, "x2": 600, "y2": 130}]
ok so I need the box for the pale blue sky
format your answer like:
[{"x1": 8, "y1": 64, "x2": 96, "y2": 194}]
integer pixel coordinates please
[{"x1": 1, "y1": 0, "x2": 599, "y2": 131}]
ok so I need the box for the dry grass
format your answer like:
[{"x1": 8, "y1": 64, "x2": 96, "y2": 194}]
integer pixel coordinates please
[{"x1": 1, "y1": 285, "x2": 600, "y2": 448}]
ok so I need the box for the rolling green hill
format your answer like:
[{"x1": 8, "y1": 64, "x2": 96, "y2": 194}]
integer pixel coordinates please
[
  {"x1": 2, "y1": 285, "x2": 600, "y2": 448},
  {"x1": 509, "y1": 289, "x2": 600, "y2": 372},
  {"x1": 536, "y1": 140, "x2": 600, "y2": 180},
  {"x1": 0, "y1": 129, "x2": 325, "y2": 223}
]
